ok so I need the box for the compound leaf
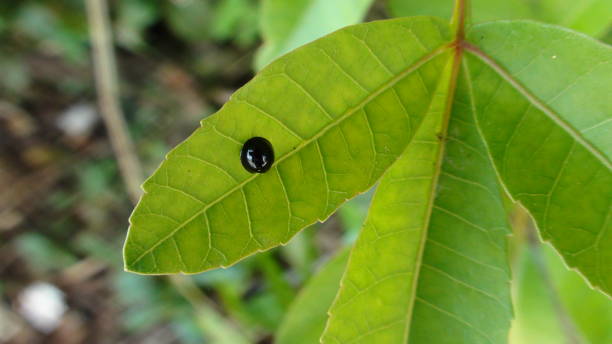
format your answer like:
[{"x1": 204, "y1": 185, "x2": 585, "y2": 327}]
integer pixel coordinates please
[
  {"x1": 320, "y1": 20, "x2": 611, "y2": 343},
  {"x1": 124, "y1": 8, "x2": 612, "y2": 340}
]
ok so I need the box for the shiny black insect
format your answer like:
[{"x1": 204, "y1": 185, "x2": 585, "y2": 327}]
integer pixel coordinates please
[{"x1": 240, "y1": 137, "x2": 274, "y2": 173}]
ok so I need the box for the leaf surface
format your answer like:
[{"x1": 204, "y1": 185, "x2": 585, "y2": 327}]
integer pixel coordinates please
[
  {"x1": 320, "y1": 20, "x2": 611, "y2": 342},
  {"x1": 321, "y1": 54, "x2": 513, "y2": 344},
  {"x1": 255, "y1": 0, "x2": 375, "y2": 69},
  {"x1": 124, "y1": 17, "x2": 453, "y2": 274},
  {"x1": 465, "y1": 21, "x2": 612, "y2": 295},
  {"x1": 276, "y1": 249, "x2": 349, "y2": 344}
]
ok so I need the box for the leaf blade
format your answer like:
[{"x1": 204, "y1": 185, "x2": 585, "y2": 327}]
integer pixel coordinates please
[
  {"x1": 275, "y1": 249, "x2": 350, "y2": 344},
  {"x1": 466, "y1": 21, "x2": 612, "y2": 296},
  {"x1": 124, "y1": 17, "x2": 453, "y2": 274}
]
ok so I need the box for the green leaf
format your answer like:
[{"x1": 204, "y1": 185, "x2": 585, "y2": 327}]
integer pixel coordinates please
[
  {"x1": 165, "y1": 0, "x2": 213, "y2": 43},
  {"x1": 116, "y1": 0, "x2": 159, "y2": 49},
  {"x1": 321, "y1": 50, "x2": 513, "y2": 343},
  {"x1": 465, "y1": 21, "x2": 612, "y2": 295},
  {"x1": 209, "y1": 0, "x2": 259, "y2": 46},
  {"x1": 255, "y1": 0, "x2": 375, "y2": 69},
  {"x1": 124, "y1": 17, "x2": 453, "y2": 274},
  {"x1": 164, "y1": 0, "x2": 259, "y2": 46},
  {"x1": 510, "y1": 241, "x2": 612, "y2": 344},
  {"x1": 509, "y1": 242, "x2": 571, "y2": 344},
  {"x1": 388, "y1": 0, "x2": 612, "y2": 38},
  {"x1": 124, "y1": 7, "x2": 612, "y2": 338},
  {"x1": 276, "y1": 249, "x2": 350, "y2": 344}
]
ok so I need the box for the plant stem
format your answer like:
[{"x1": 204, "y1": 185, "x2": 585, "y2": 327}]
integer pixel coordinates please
[
  {"x1": 451, "y1": 0, "x2": 468, "y2": 41},
  {"x1": 85, "y1": 0, "x2": 142, "y2": 204}
]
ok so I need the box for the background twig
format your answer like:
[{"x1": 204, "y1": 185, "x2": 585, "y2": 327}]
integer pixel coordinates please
[{"x1": 85, "y1": 0, "x2": 142, "y2": 203}]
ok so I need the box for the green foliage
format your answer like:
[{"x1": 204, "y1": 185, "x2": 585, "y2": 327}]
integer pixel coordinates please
[
  {"x1": 255, "y1": 0, "x2": 375, "y2": 69},
  {"x1": 276, "y1": 249, "x2": 350, "y2": 344},
  {"x1": 124, "y1": 2, "x2": 611, "y2": 343},
  {"x1": 0, "y1": 55, "x2": 30, "y2": 95},
  {"x1": 15, "y1": 233, "x2": 78, "y2": 272},
  {"x1": 322, "y1": 56, "x2": 514, "y2": 343},
  {"x1": 510, "y1": 241, "x2": 612, "y2": 344},
  {"x1": 0, "y1": 1, "x2": 87, "y2": 63},
  {"x1": 124, "y1": 17, "x2": 451, "y2": 275},
  {"x1": 116, "y1": 0, "x2": 159, "y2": 49},
  {"x1": 466, "y1": 22, "x2": 611, "y2": 295},
  {"x1": 0, "y1": 0, "x2": 259, "y2": 57},
  {"x1": 12, "y1": 1, "x2": 89, "y2": 62},
  {"x1": 164, "y1": 0, "x2": 258, "y2": 46},
  {"x1": 388, "y1": 0, "x2": 612, "y2": 38},
  {"x1": 119, "y1": 0, "x2": 259, "y2": 48}
]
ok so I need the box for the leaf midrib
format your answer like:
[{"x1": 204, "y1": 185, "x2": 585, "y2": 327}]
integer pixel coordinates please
[
  {"x1": 127, "y1": 44, "x2": 453, "y2": 269},
  {"x1": 402, "y1": 48, "x2": 464, "y2": 342}
]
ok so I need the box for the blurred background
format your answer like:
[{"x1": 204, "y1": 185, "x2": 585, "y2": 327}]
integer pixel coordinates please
[{"x1": 0, "y1": 1, "x2": 610, "y2": 343}]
